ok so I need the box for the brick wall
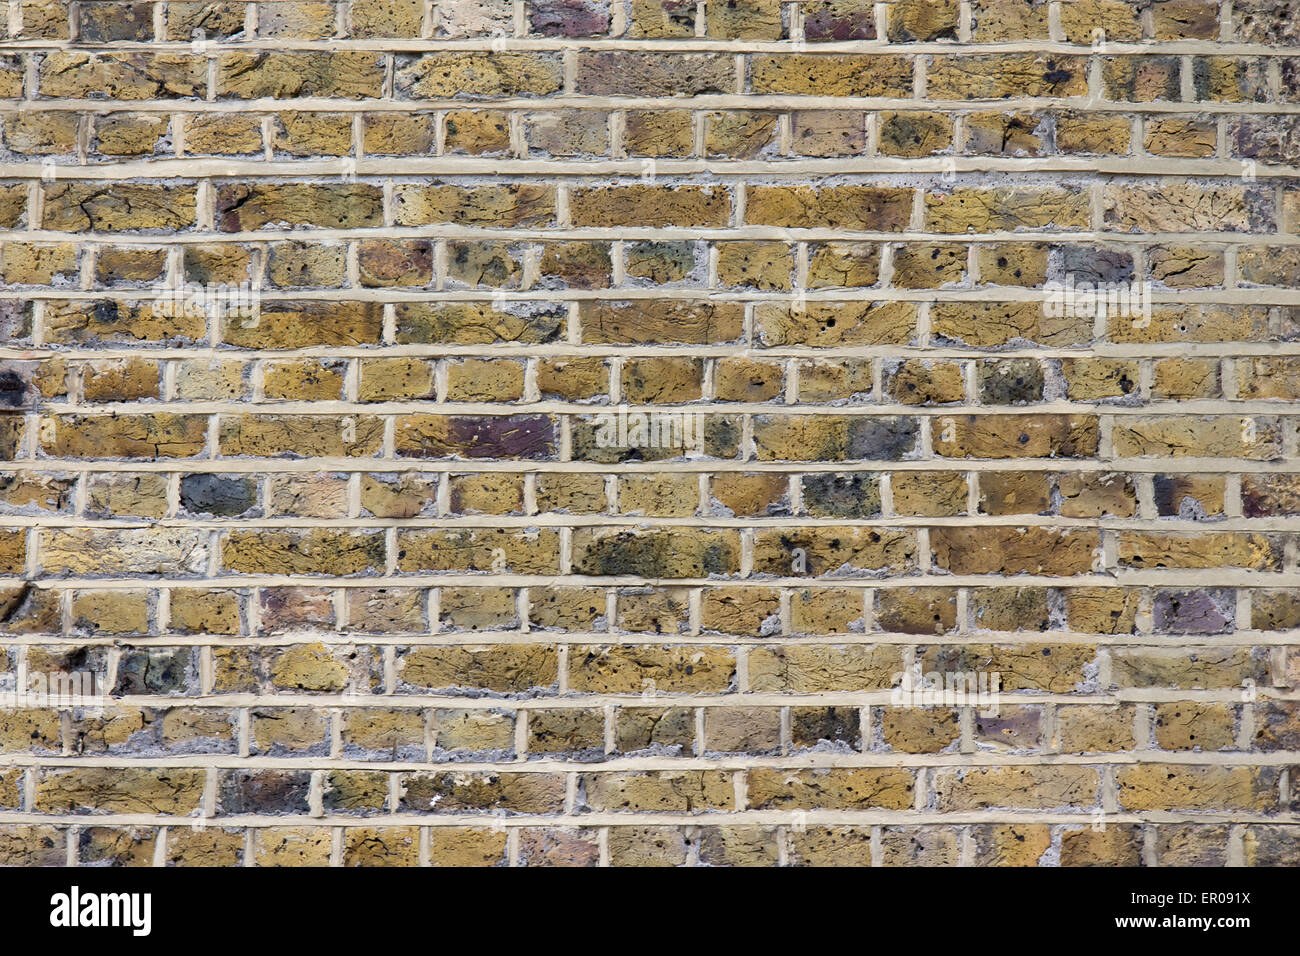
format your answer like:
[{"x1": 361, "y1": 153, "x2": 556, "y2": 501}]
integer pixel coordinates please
[{"x1": 0, "y1": 0, "x2": 1296, "y2": 867}]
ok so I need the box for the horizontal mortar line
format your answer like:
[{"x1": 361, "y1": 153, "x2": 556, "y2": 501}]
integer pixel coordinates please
[
  {"x1": 32, "y1": 399, "x2": 1300, "y2": 416},
  {"x1": 9, "y1": 157, "x2": 1300, "y2": 178},
  {"x1": 14, "y1": 171, "x2": 1299, "y2": 191},
  {"x1": 3, "y1": 632, "x2": 1296, "y2": 648},
  {"x1": 4, "y1": 38, "x2": 1300, "y2": 55},
  {"x1": 11, "y1": 687, "x2": 1299, "y2": 706},
  {"x1": 11, "y1": 516, "x2": 1300, "y2": 532},
  {"x1": 0, "y1": 694, "x2": 1138, "y2": 711},
  {"x1": 16, "y1": 572, "x2": 1300, "y2": 588},
  {"x1": 7, "y1": 345, "x2": 1300, "y2": 361},
  {"x1": 4, "y1": 751, "x2": 1299, "y2": 771},
  {"x1": 5, "y1": 459, "x2": 1299, "y2": 474},
  {"x1": 15, "y1": 228, "x2": 1300, "y2": 245},
  {"x1": 0, "y1": 810, "x2": 1290, "y2": 828},
  {"x1": 7, "y1": 348, "x2": 1300, "y2": 361},
  {"x1": 4, "y1": 689, "x2": 1297, "y2": 707},
  {"x1": 9, "y1": 95, "x2": 1300, "y2": 114},
  {"x1": 26, "y1": 167, "x2": 1290, "y2": 187},
  {"x1": 12, "y1": 288, "x2": 1300, "y2": 305}
]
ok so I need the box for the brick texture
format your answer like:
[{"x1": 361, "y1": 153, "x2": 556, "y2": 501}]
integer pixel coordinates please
[{"x1": 0, "y1": 0, "x2": 1297, "y2": 868}]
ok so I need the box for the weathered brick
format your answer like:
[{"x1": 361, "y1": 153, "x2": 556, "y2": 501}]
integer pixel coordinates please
[
  {"x1": 218, "y1": 52, "x2": 384, "y2": 97},
  {"x1": 6, "y1": 0, "x2": 1287, "y2": 868}
]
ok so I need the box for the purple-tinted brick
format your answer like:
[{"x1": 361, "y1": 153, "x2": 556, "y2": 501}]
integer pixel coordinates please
[
  {"x1": 530, "y1": 0, "x2": 612, "y2": 36},
  {"x1": 1253, "y1": 701, "x2": 1300, "y2": 751},
  {"x1": 1152, "y1": 589, "x2": 1235, "y2": 634},
  {"x1": 217, "y1": 769, "x2": 312, "y2": 815},
  {"x1": 975, "y1": 707, "x2": 1043, "y2": 749},
  {"x1": 1231, "y1": 116, "x2": 1300, "y2": 166},
  {"x1": 803, "y1": 1, "x2": 876, "y2": 41}
]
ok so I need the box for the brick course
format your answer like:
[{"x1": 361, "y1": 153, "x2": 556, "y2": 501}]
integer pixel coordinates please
[{"x1": 0, "y1": 0, "x2": 1296, "y2": 866}]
